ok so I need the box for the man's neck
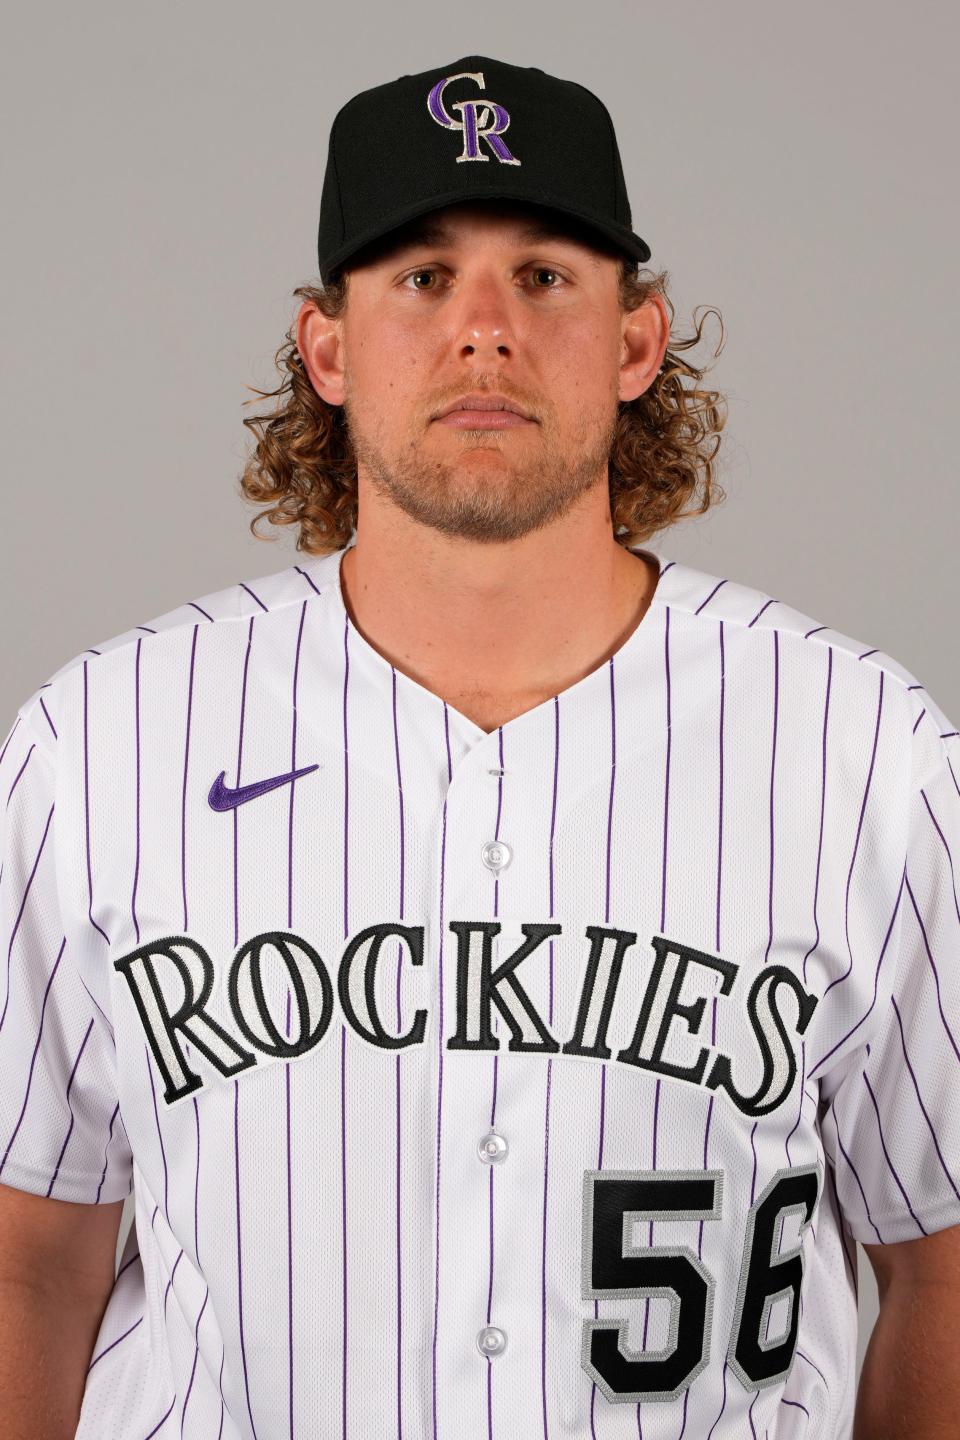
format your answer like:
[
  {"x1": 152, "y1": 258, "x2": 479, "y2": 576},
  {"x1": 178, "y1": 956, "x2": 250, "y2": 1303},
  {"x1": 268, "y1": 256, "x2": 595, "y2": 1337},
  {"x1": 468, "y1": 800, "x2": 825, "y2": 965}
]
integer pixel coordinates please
[{"x1": 337, "y1": 532, "x2": 660, "y2": 730}]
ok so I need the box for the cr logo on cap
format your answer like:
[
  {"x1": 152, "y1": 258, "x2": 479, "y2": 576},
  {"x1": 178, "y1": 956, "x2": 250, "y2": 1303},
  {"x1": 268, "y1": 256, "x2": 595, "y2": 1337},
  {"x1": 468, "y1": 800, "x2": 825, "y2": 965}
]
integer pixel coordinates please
[{"x1": 427, "y1": 70, "x2": 521, "y2": 166}]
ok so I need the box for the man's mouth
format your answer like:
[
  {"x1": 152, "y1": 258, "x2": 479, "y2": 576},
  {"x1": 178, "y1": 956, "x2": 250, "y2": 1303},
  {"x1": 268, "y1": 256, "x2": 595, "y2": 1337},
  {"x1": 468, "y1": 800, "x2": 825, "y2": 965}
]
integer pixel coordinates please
[
  {"x1": 435, "y1": 410, "x2": 533, "y2": 430},
  {"x1": 433, "y1": 392, "x2": 536, "y2": 429}
]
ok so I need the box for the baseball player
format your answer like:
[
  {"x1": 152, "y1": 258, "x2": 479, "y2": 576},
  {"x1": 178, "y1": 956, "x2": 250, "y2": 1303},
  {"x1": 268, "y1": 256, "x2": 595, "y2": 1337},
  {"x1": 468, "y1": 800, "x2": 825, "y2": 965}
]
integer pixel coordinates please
[{"x1": 2, "y1": 53, "x2": 959, "y2": 1440}]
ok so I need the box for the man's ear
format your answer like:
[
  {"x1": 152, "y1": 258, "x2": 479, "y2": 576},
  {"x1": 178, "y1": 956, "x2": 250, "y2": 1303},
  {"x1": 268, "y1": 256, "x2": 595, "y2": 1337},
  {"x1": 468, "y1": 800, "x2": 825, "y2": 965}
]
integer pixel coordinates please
[
  {"x1": 618, "y1": 293, "x2": 670, "y2": 405},
  {"x1": 296, "y1": 299, "x2": 346, "y2": 407}
]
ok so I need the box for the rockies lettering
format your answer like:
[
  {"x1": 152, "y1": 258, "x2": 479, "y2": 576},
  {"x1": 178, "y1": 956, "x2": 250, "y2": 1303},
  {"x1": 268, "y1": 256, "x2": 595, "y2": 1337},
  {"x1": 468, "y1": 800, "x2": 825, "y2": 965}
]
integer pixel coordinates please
[{"x1": 113, "y1": 924, "x2": 819, "y2": 1114}]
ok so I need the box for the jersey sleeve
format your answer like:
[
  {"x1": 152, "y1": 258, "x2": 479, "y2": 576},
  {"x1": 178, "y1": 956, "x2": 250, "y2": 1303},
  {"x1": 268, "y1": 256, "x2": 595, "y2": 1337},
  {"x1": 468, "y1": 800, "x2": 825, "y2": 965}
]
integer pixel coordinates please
[
  {"x1": 0, "y1": 692, "x2": 133, "y2": 1204},
  {"x1": 820, "y1": 705, "x2": 960, "y2": 1245}
]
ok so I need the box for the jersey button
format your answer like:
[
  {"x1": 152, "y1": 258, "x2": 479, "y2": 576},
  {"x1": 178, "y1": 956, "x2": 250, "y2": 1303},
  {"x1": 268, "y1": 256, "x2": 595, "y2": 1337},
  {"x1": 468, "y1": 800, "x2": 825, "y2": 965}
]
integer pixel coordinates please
[
  {"x1": 477, "y1": 1325, "x2": 507, "y2": 1358},
  {"x1": 477, "y1": 1130, "x2": 508, "y2": 1164},
  {"x1": 481, "y1": 840, "x2": 512, "y2": 875}
]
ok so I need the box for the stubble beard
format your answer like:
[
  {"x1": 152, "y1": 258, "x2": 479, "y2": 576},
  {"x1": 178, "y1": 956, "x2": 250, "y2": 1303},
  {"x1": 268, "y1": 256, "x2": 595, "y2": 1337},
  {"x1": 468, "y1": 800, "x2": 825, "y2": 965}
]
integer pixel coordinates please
[{"x1": 343, "y1": 379, "x2": 619, "y2": 546}]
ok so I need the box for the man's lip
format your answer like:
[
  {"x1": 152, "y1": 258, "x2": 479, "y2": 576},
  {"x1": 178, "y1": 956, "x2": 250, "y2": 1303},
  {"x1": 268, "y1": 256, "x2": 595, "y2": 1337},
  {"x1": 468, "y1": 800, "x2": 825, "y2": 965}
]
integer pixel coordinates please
[
  {"x1": 433, "y1": 393, "x2": 534, "y2": 421},
  {"x1": 434, "y1": 409, "x2": 533, "y2": 430}
]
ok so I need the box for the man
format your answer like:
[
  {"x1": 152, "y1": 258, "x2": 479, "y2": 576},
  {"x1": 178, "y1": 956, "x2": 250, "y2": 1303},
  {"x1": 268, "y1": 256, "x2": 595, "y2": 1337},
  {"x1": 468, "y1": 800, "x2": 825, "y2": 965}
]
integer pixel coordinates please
[{"x1": 1, "y1": 53, "x2": 958, "y2": 1440}]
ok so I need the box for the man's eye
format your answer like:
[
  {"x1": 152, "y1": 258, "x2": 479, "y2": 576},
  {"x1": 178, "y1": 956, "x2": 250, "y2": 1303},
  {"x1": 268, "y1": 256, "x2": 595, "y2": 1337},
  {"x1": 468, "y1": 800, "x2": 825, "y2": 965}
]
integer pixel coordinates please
[{"x1": 401, "y1": 266, "x2": 562, "y2": 291}]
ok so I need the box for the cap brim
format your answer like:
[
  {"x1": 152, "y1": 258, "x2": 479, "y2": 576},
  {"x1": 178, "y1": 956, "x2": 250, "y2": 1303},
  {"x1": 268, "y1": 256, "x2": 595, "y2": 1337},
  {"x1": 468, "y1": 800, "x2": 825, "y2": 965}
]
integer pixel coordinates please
[{"x1": 318, "y1": 185, "x2": 651, "y2": 282}]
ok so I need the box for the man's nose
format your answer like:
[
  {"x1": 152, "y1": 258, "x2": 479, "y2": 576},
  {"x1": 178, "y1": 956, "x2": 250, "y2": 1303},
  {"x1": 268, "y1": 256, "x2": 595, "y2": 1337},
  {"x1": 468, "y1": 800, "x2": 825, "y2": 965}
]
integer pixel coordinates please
[{"x1": 451, "y1": 273, "x2": 516, "y2": 361}]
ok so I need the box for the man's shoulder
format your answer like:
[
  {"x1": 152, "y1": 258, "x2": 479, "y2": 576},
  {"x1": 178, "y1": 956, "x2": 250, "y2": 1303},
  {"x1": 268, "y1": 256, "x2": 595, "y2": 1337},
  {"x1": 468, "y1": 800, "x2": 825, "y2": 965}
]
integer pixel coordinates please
[
  {"x1": 650, "y1": 543, "x2": 956, "y2": 774},
  {"x1": 8, "y1": 546, "x2": 345, "y2": 744},
  {"x1": 654, "y1": 544, "x2": 926, "y2": 694}
]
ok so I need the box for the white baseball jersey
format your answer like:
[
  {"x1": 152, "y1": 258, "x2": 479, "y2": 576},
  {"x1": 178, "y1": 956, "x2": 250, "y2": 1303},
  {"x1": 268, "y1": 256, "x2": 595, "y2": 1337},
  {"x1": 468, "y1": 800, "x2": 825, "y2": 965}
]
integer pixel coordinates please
[{"x1": 2, "y1": 534, "x2": 959, "y2": 1440}]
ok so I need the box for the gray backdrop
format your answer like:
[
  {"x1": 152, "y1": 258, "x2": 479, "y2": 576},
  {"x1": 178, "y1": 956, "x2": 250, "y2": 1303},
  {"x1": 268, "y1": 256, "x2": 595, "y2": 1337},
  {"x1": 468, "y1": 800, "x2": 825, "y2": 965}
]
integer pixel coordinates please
[{"x1": 3, "y1": 0, "x2": 958, "y2": 1390}]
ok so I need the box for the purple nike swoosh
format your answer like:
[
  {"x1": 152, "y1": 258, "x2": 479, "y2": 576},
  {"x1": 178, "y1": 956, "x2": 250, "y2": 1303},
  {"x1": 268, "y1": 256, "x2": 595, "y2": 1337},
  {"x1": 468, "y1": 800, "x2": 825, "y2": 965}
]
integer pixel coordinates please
[{"x1": 207, "y1": 763, "x2": 320, "y2": 811}]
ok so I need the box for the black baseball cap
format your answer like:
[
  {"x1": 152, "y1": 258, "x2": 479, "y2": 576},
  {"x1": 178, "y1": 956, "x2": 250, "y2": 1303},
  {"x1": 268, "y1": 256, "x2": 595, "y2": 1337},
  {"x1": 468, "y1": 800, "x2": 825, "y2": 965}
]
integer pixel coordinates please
[{"x1": 317, "y1": 55, "x2": 652, "y2": 284}]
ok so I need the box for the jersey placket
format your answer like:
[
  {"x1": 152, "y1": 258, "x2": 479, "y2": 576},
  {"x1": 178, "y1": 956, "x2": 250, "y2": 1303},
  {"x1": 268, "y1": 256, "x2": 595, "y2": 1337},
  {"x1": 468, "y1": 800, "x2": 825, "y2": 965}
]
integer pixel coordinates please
[{"x1": 430, "y1": 728, "x2": 540, "y2": 1439}]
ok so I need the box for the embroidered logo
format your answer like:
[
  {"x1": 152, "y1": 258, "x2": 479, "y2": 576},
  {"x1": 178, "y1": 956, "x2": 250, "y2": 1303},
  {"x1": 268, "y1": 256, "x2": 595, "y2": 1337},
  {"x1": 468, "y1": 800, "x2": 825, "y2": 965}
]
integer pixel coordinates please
[
  {"x1": 208, "y1": 763, "x2": 319, "y2": 812},
  {"x1": 427, "y1": 70, "x2": 521, "y2": 166}
]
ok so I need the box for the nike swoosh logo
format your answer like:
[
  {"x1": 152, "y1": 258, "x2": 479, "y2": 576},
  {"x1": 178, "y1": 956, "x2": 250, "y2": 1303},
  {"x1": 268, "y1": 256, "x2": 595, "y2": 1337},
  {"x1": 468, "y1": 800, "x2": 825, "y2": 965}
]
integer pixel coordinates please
[{"x1": 207, "y1": 763, "x2": 320, "y2": 811}]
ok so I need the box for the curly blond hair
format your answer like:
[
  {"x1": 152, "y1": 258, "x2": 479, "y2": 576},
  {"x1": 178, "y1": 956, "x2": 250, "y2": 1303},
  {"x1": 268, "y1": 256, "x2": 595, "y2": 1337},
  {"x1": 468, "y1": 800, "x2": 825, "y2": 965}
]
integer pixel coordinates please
[{"x1": 238, "y1": 259, "x2": 728, "y2": 555}]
